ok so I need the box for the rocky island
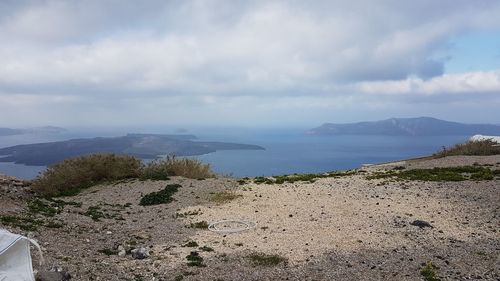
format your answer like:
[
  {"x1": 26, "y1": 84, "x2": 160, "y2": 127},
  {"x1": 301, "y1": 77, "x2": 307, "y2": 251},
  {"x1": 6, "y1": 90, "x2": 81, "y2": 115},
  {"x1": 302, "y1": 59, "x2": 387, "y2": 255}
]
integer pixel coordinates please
[{"x1": 0, "y1": 133, "x2": 265, "y2": 166}]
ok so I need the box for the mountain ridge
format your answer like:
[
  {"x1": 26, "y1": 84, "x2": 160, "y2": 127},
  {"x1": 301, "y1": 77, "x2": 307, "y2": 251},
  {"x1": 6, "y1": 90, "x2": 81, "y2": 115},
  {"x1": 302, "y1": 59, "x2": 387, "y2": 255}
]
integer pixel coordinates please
[{"x1": 308, "y1": 117, "x2": 500, "y2": 136}]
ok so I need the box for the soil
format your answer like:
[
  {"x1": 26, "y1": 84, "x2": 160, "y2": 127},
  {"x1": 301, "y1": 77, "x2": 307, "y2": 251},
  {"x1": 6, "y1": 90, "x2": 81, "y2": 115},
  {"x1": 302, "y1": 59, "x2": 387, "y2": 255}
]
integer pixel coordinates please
[{"x1": 1, "y1": 155, "x2": 499, "y2": 281}]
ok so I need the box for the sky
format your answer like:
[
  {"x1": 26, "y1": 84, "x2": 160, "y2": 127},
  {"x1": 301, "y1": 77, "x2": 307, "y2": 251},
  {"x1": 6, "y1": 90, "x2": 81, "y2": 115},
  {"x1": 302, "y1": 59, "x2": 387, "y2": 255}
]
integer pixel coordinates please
[{"x1": 0, "y1": 0, "x2": 499, "y2": 128}]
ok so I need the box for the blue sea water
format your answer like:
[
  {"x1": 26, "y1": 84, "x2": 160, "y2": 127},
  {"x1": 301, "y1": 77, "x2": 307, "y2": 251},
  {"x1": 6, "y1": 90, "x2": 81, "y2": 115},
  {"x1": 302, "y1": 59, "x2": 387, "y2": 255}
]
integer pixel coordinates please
[{"x1": 0, "y1": 128, "x2": 469, "y2": 180}]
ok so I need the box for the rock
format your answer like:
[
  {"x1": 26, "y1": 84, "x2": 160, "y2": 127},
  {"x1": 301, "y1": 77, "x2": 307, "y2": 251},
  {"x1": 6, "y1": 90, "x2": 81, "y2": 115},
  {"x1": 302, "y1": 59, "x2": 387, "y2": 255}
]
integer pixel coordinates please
[
  {"x1": 410, "y1": 220, "x2": 433, "y2": 228},
  {"x1": 36, "y1": 268, "x2": 71, "y2": 281},
  {"x1": 118, "y1": 245, "x2": 126, "y2": 257},
  {"x1": 131, "y1": 247, "x2": 150, "y2": 259}
]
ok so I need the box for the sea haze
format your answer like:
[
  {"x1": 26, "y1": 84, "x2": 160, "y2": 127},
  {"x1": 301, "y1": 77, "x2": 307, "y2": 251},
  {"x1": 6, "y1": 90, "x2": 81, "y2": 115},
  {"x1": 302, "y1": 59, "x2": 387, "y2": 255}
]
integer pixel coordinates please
[{"x1": 0, "y1": 127, "x2": 469, "y2": 180}]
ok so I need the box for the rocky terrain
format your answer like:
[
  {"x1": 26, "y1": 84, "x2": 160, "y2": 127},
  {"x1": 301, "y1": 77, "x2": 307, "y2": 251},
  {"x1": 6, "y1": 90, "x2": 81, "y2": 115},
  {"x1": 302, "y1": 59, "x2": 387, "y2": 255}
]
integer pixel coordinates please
[{"x1": 1, "y1": 155, "x2": 499, "y2": 281}]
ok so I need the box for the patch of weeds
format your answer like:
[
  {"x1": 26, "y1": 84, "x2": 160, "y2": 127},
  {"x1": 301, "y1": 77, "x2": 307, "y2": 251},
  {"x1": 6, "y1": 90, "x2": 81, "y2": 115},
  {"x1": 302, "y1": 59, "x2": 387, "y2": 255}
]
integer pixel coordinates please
[
  {"x1": 0, "y1": 215, "x2": 64, "y2": 231},
  {"x1": 174, "y1": 275, "x2": 184, "y2": 281},
  {"x1": 83, "y1": 206, "x2": 107, "y2": 221},
  {"x1": 182, "y1": 241, "x2": 199, "y2": 247},
  {"x1": 44, "y1": 221, "x2": 64, "y2": 228},
  {"x1": 98, "y1": 248, "x2": 118, "y2": 256},
  {"x1": 27, "y1": 199, "x2": 61, "y2": 217},
  {"x1": 190, "y1": 221, "x2": 209, "y2": 229},
  {"x1": 175, "y1": 210, "x2": 201, "y2": 218},
  {"x1": 420, "y1": 262, "x2": 441, "y2": 281},
  {"x1": 0, "y1": 215, "x2": 42, "y2": 231},
  {"x1": 209, "y1": 192, "x2": 242, "y2": 204},
  {"x1": 248, "y1": 253, "x2": 287, "y2": 266},
  {"x1": 27, "y1": 198, "x2": 82, "y2": 217},
  {"x1": 254, "y1": 171, "x2": 357, "y2": 185},
  {"x1": 81, "y1": 203, "x2": 127, "y2": 221},
  {"x1": 186, "y1": 251, "x2": 206, "y2": 267},
  {"x1": 367, "y1": 166, "x2": 499, "y2": 181},
  {"x1": 199, "y1": 246, "x2": 214, "y2": 252},
  {"x1": 237, "y1": 179, "x2": 247, "y2": 185},
  {"x1": 253, "y1": 177, "x2": 274, "y2": 184},
  {"x1": 139, "y1": 184, "x2": 181, "y2": 206}
]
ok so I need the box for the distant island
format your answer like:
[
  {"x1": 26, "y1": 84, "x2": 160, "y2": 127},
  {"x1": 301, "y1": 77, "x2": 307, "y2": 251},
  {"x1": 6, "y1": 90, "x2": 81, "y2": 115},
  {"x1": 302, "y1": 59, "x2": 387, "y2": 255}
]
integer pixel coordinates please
[
  {"x1": 307, "y1": 117, "x2": 500, "y2": 136},
  {"x1": 0, "y1": 126, "x2": 67, "y2": 136},
  {"x1": 0, "y1": 133, "x2": 265, "y2": 166}
]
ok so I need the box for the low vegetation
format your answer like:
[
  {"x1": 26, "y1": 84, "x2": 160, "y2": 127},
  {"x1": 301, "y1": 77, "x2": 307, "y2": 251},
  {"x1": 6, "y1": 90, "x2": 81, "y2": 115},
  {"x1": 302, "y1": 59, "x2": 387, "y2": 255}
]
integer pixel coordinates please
[
  {"x1": 248, "y1": 253, "x2": 287, "y2": 266},
  {"x1": 139, "y1": 184, "x2": 181, "y2": 206},
  {"x1": 189, "y1": 221, "x2": 209, "y2": 229},
  {"x1": 32, "y1": 154, "x2": 214, "y2": 197},
  {"x1": 209, "y1": 192, "x2": 242, "y2": 204},
  {"x1": 182, "y1": 241, "x2": 199, "y2": 247},
  {"x1": 186, "y1": 251, "x2": 206, "y2": 267},
  {"x1": 367, "y1": 166, "x2": 499, "y2": 181},
  {"x1": 434, "y1": 140, "x2": 500, "y2": 158},
  {"x1": 0, "y1": 197, "x2": 79, "y2": 231},
  {"x1": 420, "y1": 262, "x2": 441, "y2": 281},
  {"x1": 254, "y1": 170, "x2": 357, "y2": 184},
  {"x1": 142, "y1": 156, "x2": 214, "y2": 180},
  {"x1": 32, "y1": 154, "x2": 142, "y2": 197}
]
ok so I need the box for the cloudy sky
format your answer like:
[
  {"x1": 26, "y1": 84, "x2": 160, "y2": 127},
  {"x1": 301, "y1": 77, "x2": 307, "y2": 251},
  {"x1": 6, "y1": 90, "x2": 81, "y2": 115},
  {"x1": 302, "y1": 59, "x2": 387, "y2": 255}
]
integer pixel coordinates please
[{"x1": 1, "y1": 0, "x2": 500, "y2": 128}]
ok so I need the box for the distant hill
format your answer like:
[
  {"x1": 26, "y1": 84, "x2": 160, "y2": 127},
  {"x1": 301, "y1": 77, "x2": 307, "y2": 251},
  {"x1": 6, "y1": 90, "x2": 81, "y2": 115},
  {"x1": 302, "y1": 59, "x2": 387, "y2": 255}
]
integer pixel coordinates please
[
  {"x1": 307, "y1": 117, "x2": 500, "y2": 136},
  {"x1": 0, "y1": 128, "x2": 24, "y2": 136},
  {"x1": 0, "y1": 133, "x2": 264, "y2": 166},
  {"x1": 0, "y1": 126, "x2": 67, "y2": 136}
]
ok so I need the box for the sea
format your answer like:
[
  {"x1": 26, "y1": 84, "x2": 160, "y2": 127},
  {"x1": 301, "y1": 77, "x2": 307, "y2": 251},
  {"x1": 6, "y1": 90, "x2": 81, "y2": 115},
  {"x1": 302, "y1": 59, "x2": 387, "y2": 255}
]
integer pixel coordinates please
[{"x1": 0, "y1": 127, "x2": 469, "y2": 180}]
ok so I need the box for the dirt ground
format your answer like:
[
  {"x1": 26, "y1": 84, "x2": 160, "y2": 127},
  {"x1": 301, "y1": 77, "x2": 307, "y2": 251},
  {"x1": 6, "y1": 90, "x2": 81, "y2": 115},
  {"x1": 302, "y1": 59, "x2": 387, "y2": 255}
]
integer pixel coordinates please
[{"x1": 1, "y1": 155, "x2": 499, "y2": 281}]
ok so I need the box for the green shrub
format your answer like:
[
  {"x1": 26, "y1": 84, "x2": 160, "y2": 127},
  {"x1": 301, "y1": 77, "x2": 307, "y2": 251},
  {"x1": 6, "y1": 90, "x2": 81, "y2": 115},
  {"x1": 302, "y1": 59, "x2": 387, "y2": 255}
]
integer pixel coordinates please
[
  {"x1": 186, "y1": 251, "x2": 205, "y2": 267},
  {"x1": 32, "y1": 154, "x2": 142, "y2": 197},
  {"x1": 141, "y1": 156, "x2": 214, "y2": 180},
  {"x1": 367, "y1": 166, "x2": 498, "y2": 181},
  {"x1": 434, "y1": 140, "x2": 500, "y2": 157},
  {"x1": 420, "y1": 262, "x2": 441, "y2": 281},
  {"x1": 139, "y1": 184, "x2": 181, "y2": 206},
  {"x1": 254, "y1": 171, "x2": 356, "y2": 185}
]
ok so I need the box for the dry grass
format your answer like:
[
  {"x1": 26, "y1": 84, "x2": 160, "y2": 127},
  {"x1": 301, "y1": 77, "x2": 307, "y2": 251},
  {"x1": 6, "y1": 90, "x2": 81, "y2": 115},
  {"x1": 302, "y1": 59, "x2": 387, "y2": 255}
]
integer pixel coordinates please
[
  {"x1": 32, "y1": 154, "x2": 215, "y2": 197},
  {"x1": 142, "y1": 156, "x2": 215, "y2": 180},
  {"x1": 434, "y1": 140, "x2": 500, "y2": 158},
  {"x1": 209, "y1": 191, "x2": 242, "y2": 204},
  {"x1": 32, "y1": 154, "x2": 142, "y2": 197}
]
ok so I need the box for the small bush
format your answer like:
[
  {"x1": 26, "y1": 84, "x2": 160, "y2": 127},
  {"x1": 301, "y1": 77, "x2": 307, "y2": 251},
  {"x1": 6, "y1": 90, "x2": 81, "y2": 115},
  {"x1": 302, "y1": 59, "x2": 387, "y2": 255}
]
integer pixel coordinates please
[
  {"x1": 190, "y1": 221, "x2": 209, "y2": 229},
  {"x1": 248, "y1": 253, "x2": 287, "y2": 266},
  {"x1": 420, "y1": 262, "x2": 441, "y2": 281},
  {"x1": 139, "y1": 184, "x2": 181, "y2": 206},
  {"x1": 434, "y1": 140, "x2": 500, "y2": 158},
  {"x1": 141, "y1": 156, "x2": 214, "y2": 180},
  {"x1": 32, "y1": 154, "x2": 142, "y2": 197},
  {"x1": 186, "y1": 251, "x2": 206, "y2": 267}
]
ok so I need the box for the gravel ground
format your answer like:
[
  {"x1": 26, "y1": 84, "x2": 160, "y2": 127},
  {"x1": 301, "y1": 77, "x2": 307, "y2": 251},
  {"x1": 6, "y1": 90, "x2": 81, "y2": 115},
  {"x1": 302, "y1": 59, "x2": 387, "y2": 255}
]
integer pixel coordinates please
[{"x1": 0, "y1": 155, "x2": 499, "y2": 281}]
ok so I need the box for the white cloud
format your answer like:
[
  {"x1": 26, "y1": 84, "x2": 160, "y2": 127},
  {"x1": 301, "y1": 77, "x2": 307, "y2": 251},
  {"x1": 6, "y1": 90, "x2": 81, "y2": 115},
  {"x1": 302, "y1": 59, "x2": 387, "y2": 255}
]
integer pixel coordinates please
[
  {"x1": 0, "y1": 0, "x2": 499, "y2": 126},
  {"x1": 357, "y1": 71, "x2": 500, "y2": 95}
]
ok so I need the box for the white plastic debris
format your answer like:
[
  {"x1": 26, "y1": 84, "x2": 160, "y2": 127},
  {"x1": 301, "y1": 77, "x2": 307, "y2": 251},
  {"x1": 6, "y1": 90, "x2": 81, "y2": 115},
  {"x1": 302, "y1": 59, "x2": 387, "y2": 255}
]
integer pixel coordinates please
[{"x1": 0, "y1": 229, "x2": 43, "y2": 281}]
